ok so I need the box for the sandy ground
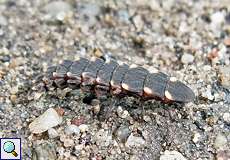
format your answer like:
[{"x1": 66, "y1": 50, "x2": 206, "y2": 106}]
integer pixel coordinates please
[{"x1": 0, "y1": 0, "x2": 230, "y2": 159}]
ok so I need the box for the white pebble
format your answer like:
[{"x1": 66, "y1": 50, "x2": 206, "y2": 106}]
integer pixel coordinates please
[
  {"x1": 181, "y1": 53, "x2": 194, "y2": 64},
  {"x1": 160, "y1": 150, "x2": 187, "y2": 160},
  {"x1": 121, "y1": 110, "x2": 130, "y2": 119},
  {"x1": 201, "y1": 89, "x2": 214, "y2": 101},
  {"x1": 29, "y1": 108, "x2": 62, "y2": 134},
  {"x1": 192, "y1": 132, "x2": 201, "y2": 143},
  {"x1": 219, "y1": 66, "x2": 230, "y2": 90},
  {"x1": 211, "y1": 11, "x2": 225, "y2": 26},
  {"x1": 0, "y1": 15, "x2": 8, "y2": 26},
  {"x1": 214, "y1": 133, "x2": 228, "y2": 150},
  {"x1": 65, "y1": 125, "x2": 80, "y2": 135},
  {"x1": 223, "y1": 113, "x2": 230, "y2": 123},
  {"x1": 95, "y1": 129, "x2": 112, "y2": 147},
  {"x1": 44, "y1": 1, "x2": 73, "y2": 21},
  {"x1": 48, "y1": 128, "x2": 59, "y2": 138},
  {"x1": 63, "y1": 139, "x2": 74, "y2": 147},
  {"x1": 125, "y1": 134, "x2": 145, "y2": 148},
  {"x1": 79, "y1": 124, "x2": 89, "y2": 132}
]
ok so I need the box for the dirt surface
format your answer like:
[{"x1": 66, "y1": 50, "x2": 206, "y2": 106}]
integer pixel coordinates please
[{"x1": 0, "y1": 0, "x2": 230, "y2": 160}]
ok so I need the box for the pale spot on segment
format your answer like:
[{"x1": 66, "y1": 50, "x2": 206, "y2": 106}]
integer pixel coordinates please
[
  {"x1": 52, "y1": 72, "x2": 58, "y2": 77},
  {"x1": 110, "y1": 80, "x2": 114, "y2": 86},
  {"x1": 59, "y1": 60, "x2": 63, "y2": 64},
  {"x1": 82, "y1": 72, "x2": 87, "y2": 77},
  {"x1": 121, "y1": 83, "x2": 129, "y2": 90},
  {"x1": 144, "y1": 87, "x2": 153, "y2": 95},
  {"x1": 96, "y1": 77, "x2": 101, "y2": 83},
  {"x1": 67, "y1": 72, "x2": 72, "y2": 77},
  {"x1": 165, "y1": 90, "x2": 173, "y2": 100}
]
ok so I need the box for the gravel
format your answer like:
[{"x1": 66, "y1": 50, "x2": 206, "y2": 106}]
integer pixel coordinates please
[
  {"x1": 160, "y1": 150, "x2": 187, "y2": 160},
  {"x1": 181, "y1": 53, "x2": 194, "y2": 64},
  {"x1": 219, "y1": 66, "x2": 230, "y2": 90},
  {"x1": 0, "y1": 0, "x2": 230, "y2": 159},
  {"x1": 29, "y1": 108, "x2": 63, "y2": 134},
  {"x1": 64, "y1": 124, "x2": 80, "y2": 135},
  {"x1": 125, "y1": 133, "x2": 146, "y2": 148}
]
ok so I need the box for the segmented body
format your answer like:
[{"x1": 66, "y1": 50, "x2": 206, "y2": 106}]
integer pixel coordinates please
[{"x1": 43, "y1": 57, "x2": 195, "y2": 103}]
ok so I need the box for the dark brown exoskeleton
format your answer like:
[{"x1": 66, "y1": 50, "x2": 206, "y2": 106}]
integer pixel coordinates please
[{"x1": 43, "y1": 57, "x2": 195, "y2": 104}]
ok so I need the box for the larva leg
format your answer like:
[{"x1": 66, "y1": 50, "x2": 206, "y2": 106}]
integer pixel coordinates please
[
  {"x1": 94, "y1": 85, "x2": 110, "y2": 98},
  {"x1": 97, "y1": 97, "x2": 121, "y2": 121}
]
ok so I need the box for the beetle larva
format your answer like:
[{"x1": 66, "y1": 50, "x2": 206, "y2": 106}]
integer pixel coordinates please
[{"x1": 43, "y1": 57, "x2": 195, "y2": 103}]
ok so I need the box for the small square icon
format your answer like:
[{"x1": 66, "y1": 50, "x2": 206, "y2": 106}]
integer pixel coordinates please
[{"x1": 0, "y1": 138, "x2": 21, "y2": 160}]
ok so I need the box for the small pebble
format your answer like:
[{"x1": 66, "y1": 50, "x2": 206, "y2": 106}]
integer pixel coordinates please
[
  {"x1": 223, "y1": 113, "x2": 230, "y2": 123},
  {"x1": 224, "y1": 38, "x2": 230, "y2": 46},
  {"x1": 148, "y1": 0, "x2": 161, "y2": 11},
  {"x1": 120, "y1": 110, "x2": 130, "y2": 119},
  {"x1": 133, "y1": 15, "x2": 144, "y2": 31},
  {"x1": 75, "y1": 144, "x2": 84, "y2": 152},
  {"x1": 10, "y1": 94, "x2": 17, "y2": 103},
  {"x1": 211, "y1": 11, "x2": 225, "y2": 26},
  {"x1": 64, "y1": 124, "x2": 80, "y2": 135},
  {"x1": 60, "y1": 135, "x2": 75, "y2": 147},
  {"x1": 10, "y1": 86, "x2": 19, "y2": 94},
  {"x1": 0, "y1": 15, "x2": 7, "y2": 26},
  {"x1": 29, "y1": 108, "x2": 63, "y2": 134},
  {"x1": 216, "y1": 150, "x2": 230, "y2": 160},
  {"x1": 143, "y1": 115, "x2": 151, "y2": 122},
  {"x1": 77, "y1": 3, "x2": 101, "y2": 27},
  {"x1": 181, "y1": 53, "x2": 194, "y2": 64},
  {"x1": 71, "y1": 117, "x2": 85, "y2": 126},
  {"x1": 64, "y1": 139, "x2": 74, "y2": 148},
  {"x1": 214, "y1": 133, "x2": 228, "y2": 150},
  {"x1": 43, "y1": 1, "x2": 73, "y2": 22},
  {"x1": 93, "y1": 48, "x2": 103, "y2": 58},
  {"x1": 95, "y1": 129, "x2": 112, "y2": 147},
  {"x1": 160, "y1": 150, "x2": 187, "y2": 160},
  {"x1": 192, "y1": 132, "x2": 201, "y2": 143},
  {"x1": 207, "y1": 48, "x2": 219, "y2": 61},
  {"x1": 55, "y1": 107, "x2": 65, "y2": 116},
  {"x1": 117, "y1": 106, "x2": 130, "y2": 119},
  {"x1": 115, "y1": 126, "x2": 131, "y2": 142},
  {"x1": 79, "y1": 124, "x2": 89, "y2": 132},
  {"x1": 125, "y1": 134, "x2": 145, "y2": 148},
  {"x1": 93, "y1": 104, "x2": 101, "y2": 114},
  {"x1": 201, "y1": 88, "x2": 214, "y2": 100},
  {"x1": 117, "y1": 10, "x2": 130, "y2": 23},
  {"x1": 33, "y1": 92, "x2": 43, "y2": 100},
  {"x1": 219, "y1": 66, "x2": 230, "y2": 90},
  {"x1": 0, "y1": 29, "x2": 4, "y2": 36},
  {"x1": 48, "y1": 128, "x2": 59, "y2": 139}
]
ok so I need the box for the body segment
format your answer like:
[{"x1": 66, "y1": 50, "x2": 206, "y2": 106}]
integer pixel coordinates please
[{"x1": 43, "y1": 57, "x2": 195, "y2": 103}]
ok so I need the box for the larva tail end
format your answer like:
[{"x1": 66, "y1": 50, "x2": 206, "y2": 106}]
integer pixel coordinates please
[{"x1": 165, "y1": 81, "x2": 195, "y2": 103}]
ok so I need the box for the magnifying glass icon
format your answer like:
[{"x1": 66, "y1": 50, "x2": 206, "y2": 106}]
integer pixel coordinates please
[{"x1": 3, "y1": 141, "x2": 18, "y2": 157}]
